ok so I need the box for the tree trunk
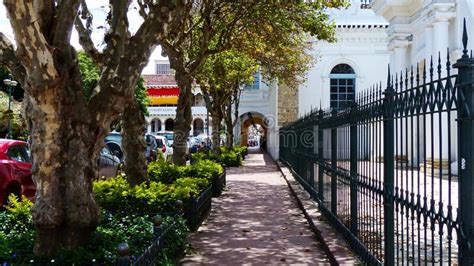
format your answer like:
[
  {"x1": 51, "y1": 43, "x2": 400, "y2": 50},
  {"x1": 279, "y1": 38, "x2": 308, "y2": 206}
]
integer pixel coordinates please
[
  {"x1": 122, "y1": 100, "x2": 147, "y2": 186},
  {"x1": 211, "y1": 110, "x2": 221, "y2": 154},
  {"x1": 172, "y1": 72, "x2": 193, "y2": 165},
  {"x1": 224, "y1": 101, "x2": 234, "y2": 148},
  {"x1": 27, "y1": 72, "x2": 101, "y2": 256}
]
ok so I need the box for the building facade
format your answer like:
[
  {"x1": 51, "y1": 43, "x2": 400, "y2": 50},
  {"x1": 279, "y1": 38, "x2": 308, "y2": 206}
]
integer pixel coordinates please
[
  {"x1": 142, "y1": 60, "x2": 212, "y2": 136},
  {"x1": 372, "y1": 0, "x2": 474, "y2": 74},
  {"x1": 298, "y1": 1, "x2": 390, "y2": 116}
]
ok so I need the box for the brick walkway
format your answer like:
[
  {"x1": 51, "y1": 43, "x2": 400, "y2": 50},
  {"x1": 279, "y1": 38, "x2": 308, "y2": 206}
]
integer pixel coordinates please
[{"x1": 181, "y1": 149, "x2": 330, "y2": 265}]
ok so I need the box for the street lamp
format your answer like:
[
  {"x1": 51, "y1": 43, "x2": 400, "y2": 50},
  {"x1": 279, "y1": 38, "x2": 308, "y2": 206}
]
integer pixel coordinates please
[{"x1": 3, "y1": 75, "x2": 17, "y2": 139}]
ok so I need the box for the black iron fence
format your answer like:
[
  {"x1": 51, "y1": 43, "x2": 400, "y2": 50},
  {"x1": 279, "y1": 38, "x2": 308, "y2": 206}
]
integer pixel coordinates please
[{"x1": 280, "y1": 22, "x2": 474, "y2": 265}]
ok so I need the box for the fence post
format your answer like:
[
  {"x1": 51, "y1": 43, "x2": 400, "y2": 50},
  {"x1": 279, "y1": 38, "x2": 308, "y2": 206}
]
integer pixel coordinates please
[
  {"x1": 331, "y1": 109, "x2": 338, "y2": 214},
  {"x1": 383, "y1": 66, "x2": 395, "y2": 266},
  {"x1": 454, "y1": 20, "x2": 474, "y2": 266},
  {"x1": 318, "y1": 110, "x2": 324, "y2": 200},
  {"x1": 350, "y1": 103, "x2": 358, "y2": 236}
]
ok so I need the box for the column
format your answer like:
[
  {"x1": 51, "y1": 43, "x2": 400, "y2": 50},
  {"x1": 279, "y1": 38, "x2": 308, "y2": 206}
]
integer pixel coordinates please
[
  {"x1": 424, "y1": 25, "x2": 434, "y2": 63},
  {"x1": 433, "y1": 19, "x2": 449, "y2": 62},
  {"x1": 424, "y1": 12, "x2": 453, "y2": 175},
  {"x1": 389, "y1": 38, "x2": 410, "y2": 74}
]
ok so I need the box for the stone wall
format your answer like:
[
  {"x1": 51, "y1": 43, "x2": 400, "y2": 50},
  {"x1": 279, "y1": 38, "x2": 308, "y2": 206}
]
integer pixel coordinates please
[{"x1": 277, "y1": 83, "x2": 298, "y2": 127}]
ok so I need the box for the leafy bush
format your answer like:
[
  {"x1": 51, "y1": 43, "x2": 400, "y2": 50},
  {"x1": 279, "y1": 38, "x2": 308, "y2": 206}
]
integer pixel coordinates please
[
  {"x1": 192, "y1": 149, "x2": 242, "y2": 167},
  {"x1": 183, "y1": 159, "x2": 223, "y2": 179},
  {"x1": 158, "y1": 215, "x2": 189, "y2": 265},
  {"x1": 93, "y1": 176, "x2": 209, "y2": 214},
  {"x1": 218, "y1": 150, "x2": 242, "y2": 167},
  {"x1": 0, "y1": 195, "x2": 35, "y2": 264},
  {"x1": 0, "y1": 196, "x2": 189, "y2": 265},
  {"x1": 148, "y1": 161, "x2": 184, "y2": 184},
  {"x1": 232, "y1": 146, "x2": 248, "y2": 158}
]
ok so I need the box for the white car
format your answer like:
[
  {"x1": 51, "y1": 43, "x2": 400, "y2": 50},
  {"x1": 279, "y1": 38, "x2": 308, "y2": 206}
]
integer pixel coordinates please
[{"x1": 154, "y1": 135, "x2": 173, "y2": 161}]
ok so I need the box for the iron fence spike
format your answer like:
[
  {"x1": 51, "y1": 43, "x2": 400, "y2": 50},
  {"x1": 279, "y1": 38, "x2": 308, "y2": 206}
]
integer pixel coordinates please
[{"x1": 462, "y1": 18, "x2": 468, "y2": 58}]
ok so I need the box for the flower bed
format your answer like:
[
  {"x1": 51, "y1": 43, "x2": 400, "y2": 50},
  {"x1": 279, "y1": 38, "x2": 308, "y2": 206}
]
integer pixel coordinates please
[{"x1": 0, "y1": 159, "x2": 226, "y2": 265}]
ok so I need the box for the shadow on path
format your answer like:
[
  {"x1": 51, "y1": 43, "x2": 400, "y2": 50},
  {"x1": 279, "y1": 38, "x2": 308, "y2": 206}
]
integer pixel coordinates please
[{"x1": 181, "y1": 150, "x2": 330, "y2": 265}]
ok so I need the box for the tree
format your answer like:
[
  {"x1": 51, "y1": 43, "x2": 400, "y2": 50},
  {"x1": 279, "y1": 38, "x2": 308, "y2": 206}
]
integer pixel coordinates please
[
  {"x1": 196, "y1": 1, "x2": 343, "y2": 148},
  {"x1": 122, "y1": 77, "x2": 149, "y2": 186},
  {"x1": 195, "y1": 50, "x2": 258, "y2": 152},
  {"x1": 162, "y1": 0, "x2": 344, "y2": 165},
  {"x1": 78, "y1": 52, "x2": 149, "y2": 185},
  {"x1": 0, "y1": 0, "x2": 185, "y2": 255}
]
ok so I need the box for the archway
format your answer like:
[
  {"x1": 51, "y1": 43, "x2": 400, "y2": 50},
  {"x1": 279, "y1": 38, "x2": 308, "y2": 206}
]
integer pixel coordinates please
[
  {"x1": 193, "y1": 118, "x2": 204, "y2": 136},
  {"x1": 165, "y1": 118, "x2": 174, "y2": 131},
  {"x1": 240, "y1": 112, "x2": 268, "y2": 149},
  {"x1": 150, "y1": 118, "x2": 162, "y2": 133}
]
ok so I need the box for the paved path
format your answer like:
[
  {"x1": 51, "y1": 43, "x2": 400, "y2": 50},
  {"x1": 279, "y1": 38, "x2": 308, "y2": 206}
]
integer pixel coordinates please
[{"x1": 181, "y1": 149, "x2": 330, "y2": 265}]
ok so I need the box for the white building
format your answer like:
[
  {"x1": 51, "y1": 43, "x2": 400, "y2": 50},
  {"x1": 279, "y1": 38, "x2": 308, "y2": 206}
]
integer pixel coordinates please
[
  {"x1": 371, "y1": 0, "x2": 474, "y2": 173},
  {"x1": 372, "y1": 0, "x2": 474, "y2": 73},
  {"x1": 141, "y1": 60, "x2": 212, "y2": 136},
  {"x1": 299, "y1": 1, "x2": 390, "y2": 115}
]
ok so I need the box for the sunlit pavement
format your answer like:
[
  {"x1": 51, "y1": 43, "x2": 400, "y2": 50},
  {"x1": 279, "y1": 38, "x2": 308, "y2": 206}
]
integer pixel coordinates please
[{"x1": 181, "y1": 149, "x2": 330, "y2": 265}]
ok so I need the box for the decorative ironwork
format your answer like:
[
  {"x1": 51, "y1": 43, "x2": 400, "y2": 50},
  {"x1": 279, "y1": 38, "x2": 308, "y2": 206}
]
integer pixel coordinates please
[{"x1": 280, "y1": 22, "x2": 474, "y2": 265}]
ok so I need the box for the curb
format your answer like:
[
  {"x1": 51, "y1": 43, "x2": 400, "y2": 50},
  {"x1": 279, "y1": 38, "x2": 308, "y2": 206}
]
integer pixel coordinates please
[{"x1": 276, "y1": 161, "x2": 360, "y2": 266}]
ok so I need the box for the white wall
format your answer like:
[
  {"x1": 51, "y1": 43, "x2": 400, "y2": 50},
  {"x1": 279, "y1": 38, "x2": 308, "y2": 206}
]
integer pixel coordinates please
[{"x1": 299, "y1": 27, "x2": 390, "y2": 115}]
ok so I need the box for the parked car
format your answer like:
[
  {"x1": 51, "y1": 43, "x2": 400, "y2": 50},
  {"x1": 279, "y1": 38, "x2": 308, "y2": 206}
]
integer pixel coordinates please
[
  {"x1": 0, "y1": 139, "x2": 35, "y2": 205},
  {"x1": 156, "y1": 131, "x2": 174, "y2": 145},
  {"x1": 188, "y1": 137, "x2": 201, "y2": 153},
  {"x1": 155, "y1": 135, "x2": 173, "y2": 161},
  {"x1": 104, "y1": 132, "x2": 123, "y2": 162},
  {"x1": 98, "y1": 146, "x2": 121, "y2": 179},
  {"x1": 145, "y1": 133, "x2": 158, "y2": 162},
  {"x1": 104, "y1": 132, "x2": 158, "y2": 163}
]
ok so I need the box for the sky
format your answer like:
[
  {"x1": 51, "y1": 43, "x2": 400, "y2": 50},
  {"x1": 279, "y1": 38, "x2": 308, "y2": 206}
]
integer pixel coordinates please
[{"x1": 0, "y1": 1, "x2": 166, "y2": 75}]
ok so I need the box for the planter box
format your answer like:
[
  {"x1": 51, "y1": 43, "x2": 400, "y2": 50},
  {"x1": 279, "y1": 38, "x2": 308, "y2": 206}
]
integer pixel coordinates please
[
  {"x1": 183, "y1": 185, "x2": 213, "y2": 232},
  {"x1": 211, "y1": 169, "x2": 226, "y2": 197}
]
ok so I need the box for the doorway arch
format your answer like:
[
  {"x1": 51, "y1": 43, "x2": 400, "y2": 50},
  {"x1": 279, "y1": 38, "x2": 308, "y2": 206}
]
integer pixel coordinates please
[
  {"x1": 240, "y1": 112, "x2": 268, "y2": 148},
  {"x1": 165, "y1": 118, "x2": 174, "y2": 131},
  {"x1": 193, "y1": 118, "x2": 204, "y2": 136}
]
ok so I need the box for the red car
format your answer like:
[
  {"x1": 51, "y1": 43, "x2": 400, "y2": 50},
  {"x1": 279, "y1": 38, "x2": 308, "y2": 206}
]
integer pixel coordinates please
[{"x1": 0, "y1": 139, "x2": 35, "y2": 205}]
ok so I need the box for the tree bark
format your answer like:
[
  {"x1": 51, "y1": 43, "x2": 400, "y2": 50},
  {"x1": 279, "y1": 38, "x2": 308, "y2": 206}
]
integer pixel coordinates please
[
  {"x1": 224, "y1": 98, "x2": 234, "y2": 148},
  {"x1": 172, "y1": 72, "x2": 193, "y2": 165},
  {"x1": 25, "y1": 64, "x2": 101, "y2": 256},
  {"x1": 211, "y1": 107, "x2": 222, "y2": 154},
  {"x1": 122, "y1": 100, "x2": 147, "y2": 186},
  {"x1": 224, "y1": 83, "x2": 241, "y2": 148}
]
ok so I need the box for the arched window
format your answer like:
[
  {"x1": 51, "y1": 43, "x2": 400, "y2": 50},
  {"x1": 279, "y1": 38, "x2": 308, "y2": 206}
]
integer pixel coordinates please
[
  {"x1": 193, "y1": 93, "x2": 206, "y2": 107},
  {"x1": 165, "y1": 118, "x2": 174, "y2": 131},
  {"x1": 193, "y1": 118, "x2": 204, "y2": 136},
  {"x1": 329, "y1": 64, "x2": 356, "y2": 110},
  {"x1": 150, "y1": 119, "x2": 162, "y2": 133}
]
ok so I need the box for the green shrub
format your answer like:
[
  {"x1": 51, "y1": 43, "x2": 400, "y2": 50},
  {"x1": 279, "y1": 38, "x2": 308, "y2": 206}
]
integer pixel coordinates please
[
  {"x1": 232, "y1": 146, "x2": 248, "y2": 158},
  {"x1": 0, "y1": 195, "x2": 188, "y2": 264},
  {"x1": 147, "y1": 161, "x2": 184, "y2": 184},
  {"x1": 190, "y1": 152, "x2": 207, "y2": 162},
  {"x1": 183, "y1": 159, "x2": 223, "y2": 179},
  {"x1": 157, "y1": 216, "x2": 189, "y2": 265},
  {"x1": 93, "y1": 177, "x2": 209, "y2": 214},
  {"x1": 0, "y1": 195, "x2": 35, "y2": 264},
  {"x1": 219, "y1": 150, "x2": 242, "y2": 167},
  {"x1": 192, "y1": 149, "x2": 242, "y2": 167}
]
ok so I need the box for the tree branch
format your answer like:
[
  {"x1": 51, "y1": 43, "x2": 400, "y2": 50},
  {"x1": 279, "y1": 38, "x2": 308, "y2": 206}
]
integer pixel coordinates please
[
  {"x1": 0, "y1": 33, "x2": 26, "y2": 85},
  {"x1": 89, "y1": 1, "x2": 186, "y2": 120},
  {"x1": 75, "y1": 0, "x2": 103, "y2": 67},
  {"x1": 52, "y1": 0, "x2": 81, "y2": 48},
  {"x1": 102, "y1": 0, "x2": 131, "y2": 68},
  {"x1": 3, "y1": 0, "x2": 59, "y2": 88}
]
